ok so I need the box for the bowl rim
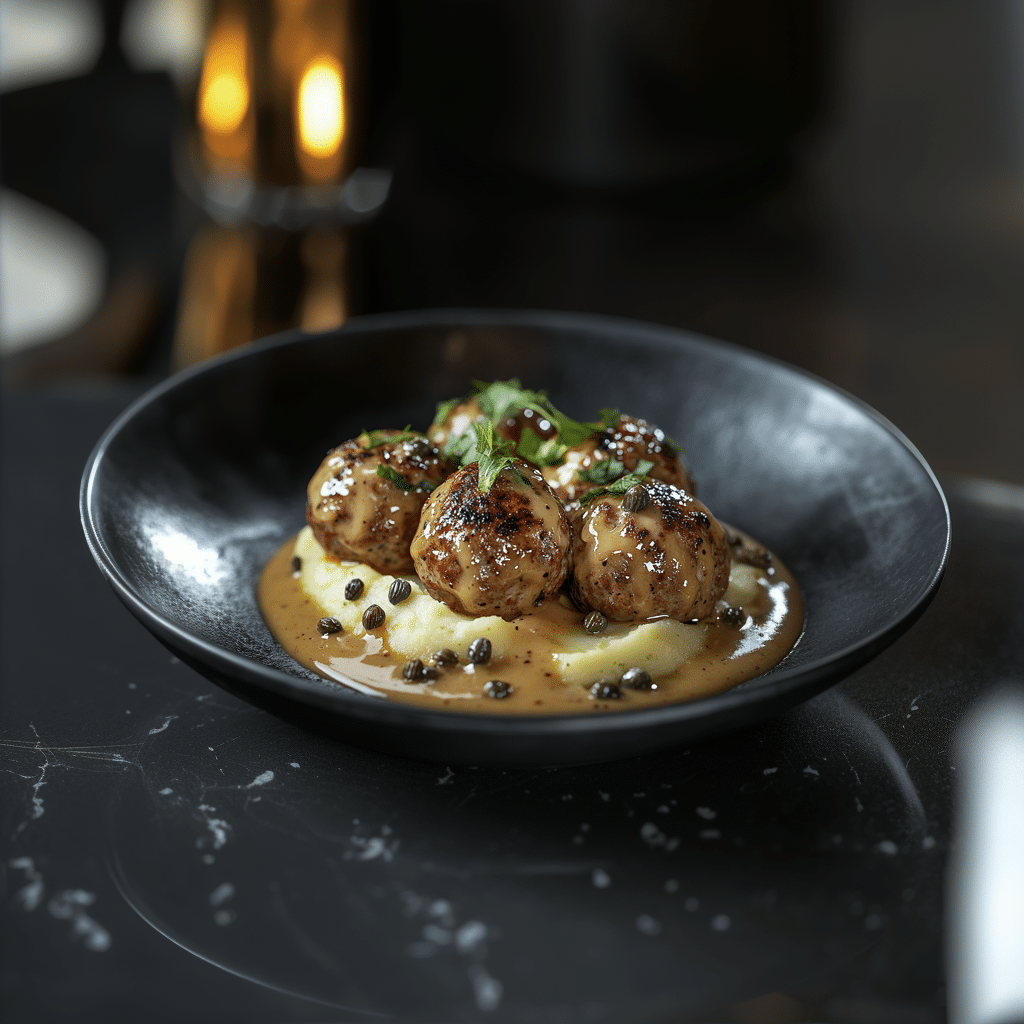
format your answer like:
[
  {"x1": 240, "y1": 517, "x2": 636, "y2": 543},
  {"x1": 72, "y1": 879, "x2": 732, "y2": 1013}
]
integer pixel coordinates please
[{"x1": 80, "y1": 307, "x2": 951, "y2": 738}]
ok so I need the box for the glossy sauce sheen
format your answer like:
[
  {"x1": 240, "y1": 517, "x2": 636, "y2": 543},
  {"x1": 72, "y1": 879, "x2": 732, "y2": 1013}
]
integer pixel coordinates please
[{"x1": 258, "y1": 534, "x2": 804, "y2": 715}]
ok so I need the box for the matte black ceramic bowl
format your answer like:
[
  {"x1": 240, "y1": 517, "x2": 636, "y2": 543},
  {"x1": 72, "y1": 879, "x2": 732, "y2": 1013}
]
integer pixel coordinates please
[{"x1": 80, "y1": 310, "x2": 949, "y2": 766}]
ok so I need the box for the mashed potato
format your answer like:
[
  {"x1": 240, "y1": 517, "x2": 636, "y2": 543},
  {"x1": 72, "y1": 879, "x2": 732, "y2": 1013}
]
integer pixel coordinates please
[{"x1": 293, "y1": 526, "x2": 764, "y2": 688}]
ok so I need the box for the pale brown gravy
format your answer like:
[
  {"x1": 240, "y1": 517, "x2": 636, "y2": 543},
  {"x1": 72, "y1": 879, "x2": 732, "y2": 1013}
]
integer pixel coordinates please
[{"x1": 257, "y1": 533, "x2": 804, "y2": 715}]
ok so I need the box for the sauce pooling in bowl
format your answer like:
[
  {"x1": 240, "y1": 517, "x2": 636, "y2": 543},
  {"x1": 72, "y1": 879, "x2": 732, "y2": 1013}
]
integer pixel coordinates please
[{"x1": 257, "y1": 525, "x2": 803, "y2": 715}]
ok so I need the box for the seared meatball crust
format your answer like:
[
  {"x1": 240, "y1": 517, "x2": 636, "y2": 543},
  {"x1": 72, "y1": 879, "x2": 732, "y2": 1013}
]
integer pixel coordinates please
[
  {"x1": 570, "y1": 482, "x2": 730, "y2": 623},
  {"x1": 542, "y1": 413, "x2": 696, "y2": 504},
  {"x1": 307, "y1": 432, "x2": 452, "y2": 574},
  {"x1": 411, "y1": 461, "x2": 572, "y2": 621}
]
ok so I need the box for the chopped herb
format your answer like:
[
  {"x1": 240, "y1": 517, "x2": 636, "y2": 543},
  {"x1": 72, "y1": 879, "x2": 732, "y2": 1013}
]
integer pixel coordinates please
[
  {"x1": 473, "y1": 379, "x2": 550, "y2": 424},
  {"x1": 442, "y1": 428, "x2": 476, "y2": 463},
  {"x1": 470, "y1": 421, "x2": 530, "y2": 493},
  {"x1": 360, "y1": 426, "x2": 424, "y2": 449},
  {"x1": 578, "y1": 456, "x2": 625, "y2": 485},
  {"x1": 600, "y1": 407, "x2": 620, "y2": 430},
  {"x1": 549, "y1": 411, "x2": 596, "y2": 449},
  {"x1": 634, "y1": 457, "x2": 655, "y2": 477},
  {"x1": 578, "y1": 467, "x2": 656, "y2": 506},
  {"x1": 430, "y1": 396, "x2": 463, "y2": 432},
  {"x1": 658, "y1": 430, "x2": 686, "y2": 454},
  {"x1": 472, "y1": 379, "x2": 602, "y2": 459},
  {"x1": 375, "y1": 464, "x2": 437, "y2": 492},
  {"x1": 516, "y1": 426, "x2": 569, "y2": 468}
]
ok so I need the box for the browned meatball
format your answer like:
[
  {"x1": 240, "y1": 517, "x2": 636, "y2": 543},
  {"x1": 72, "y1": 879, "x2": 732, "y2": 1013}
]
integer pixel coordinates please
[
  {"x1": 411, "y1": 460, "x2": 572, "y2": 620},
  {"x1": 306, "y1": 433, "x2": 452, "y2": 574},
  {"x1": 570, "y1": 481, "x2": 730, "y2": 622},
  {"x1": 542, "y1": 413, "x2": 695, "y2": 503}
]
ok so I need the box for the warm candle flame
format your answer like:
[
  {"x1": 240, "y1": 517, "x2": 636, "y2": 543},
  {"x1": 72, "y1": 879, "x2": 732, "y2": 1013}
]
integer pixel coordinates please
[
  {"x1": 199, "y1": 16, "x2": 249, "y2": 136},
  {"x1": 297, "y1": 57, "x2": 344, "y2": 159}
]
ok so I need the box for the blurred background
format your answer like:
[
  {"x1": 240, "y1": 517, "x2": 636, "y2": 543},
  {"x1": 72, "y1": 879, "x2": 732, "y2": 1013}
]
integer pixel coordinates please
[{"x1": 1, "y1": 0, "x2": 1021, "y2": 485}]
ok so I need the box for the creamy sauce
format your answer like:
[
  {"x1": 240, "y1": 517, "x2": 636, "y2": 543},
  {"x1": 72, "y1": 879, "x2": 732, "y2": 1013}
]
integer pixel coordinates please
[{"x1": 257, "y1": 531, "x2": 804, "y2": 715}]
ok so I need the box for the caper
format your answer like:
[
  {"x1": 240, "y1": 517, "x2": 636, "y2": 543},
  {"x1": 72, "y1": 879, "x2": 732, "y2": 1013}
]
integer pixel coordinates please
[
  {"x1": 362, "y1": 604, "x2": 385, "y2": 630},
  {"x1": 316, "y1": 616, "x2": 342, "y2": 635},
  {"x1": 623, "y1": 484, "x2": 651, "y2": 513},
  {"x1": 344, "y1": 578, "x2": 364, "y2": 600},
  {"x1": 468, "y1": 637, "x2": 492, "y2": 664},
  {"x1": 402, "y1": 659, "x2": 424, "y2": 682},
  {"x1": 583, "y1": 610, "x2": 608, "y2": 634},
  {"x1": 422, "y1": 666, "x2": 440, "y2": 681},
  {"x1": 590, "y1": 680, "x2": 622, "y2": 700},
  {"x1": 719, "y1": 605, "x2": 745, "y2": 626},
  {"x1": 620, "y1": 667, "x2": 654, "y2": 690},
  {"x1": 404, "y1": 436, "x2": 432, "y2": 456},
  {"x1": 484, "y1": 680, "x2": 513, "y2": 699},
  {"x1": 432, "y1": 648, "x2": 459, "y2": 666},
  {"x1": 388, "y1": 579, "x2": 412, "y2": 605}
]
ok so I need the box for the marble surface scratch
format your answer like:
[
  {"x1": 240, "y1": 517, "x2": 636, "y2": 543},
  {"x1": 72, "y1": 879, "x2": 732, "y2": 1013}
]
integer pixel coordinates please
[{"x1": 243, "y1": 770, "x2": 275, "y2": 789}]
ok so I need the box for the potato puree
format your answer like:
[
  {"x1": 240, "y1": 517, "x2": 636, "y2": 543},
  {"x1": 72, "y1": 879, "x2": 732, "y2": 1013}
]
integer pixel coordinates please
[{"x1": 257, "y1": 526, "x2": 804, "y2": 715}]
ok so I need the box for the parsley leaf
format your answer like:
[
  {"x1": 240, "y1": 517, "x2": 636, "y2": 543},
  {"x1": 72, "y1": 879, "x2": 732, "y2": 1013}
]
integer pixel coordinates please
[
  {"x1": 430, "y1": 396, "x2": 463, "y2": 433},
  {"x1": 577, "y1": 460, "x2": 656, "y2": 506},
  {"x1": 578, "y1": 456, "x2": 625, "y2": 486},
  {"x1": 375, "y1": 464, "x2": 437, "y2": 492},
  {"x1": 599, "y1": 407, "x2": 620, "y2": 430},
  {"x1": 652, "y1": 427, "x2": 685, "y2": 454},
  {"x1": 515, "y1": 426, "x2": 569, "y2": 468},
  {"x1": 550, "y1": 410, "x2": 598, "y2": 449},
  {"x1": 441, "y1": 428, "x2": 475, "y2": 463},
  {"x1": 472, "y1": 379, "x2": 602, "y2": 458},
  {"x1": 360, "y1": 426, "x2": 424, "y2": 449},
  {"x1": 468, "y1": 421, "x2": 530, "y2": 493},
  {"x1": 578, "y1": 473, "x2": 647, "y2": 506},
  {"x1": 473, "y1": 379, "x2": 550, "y2": 424}
]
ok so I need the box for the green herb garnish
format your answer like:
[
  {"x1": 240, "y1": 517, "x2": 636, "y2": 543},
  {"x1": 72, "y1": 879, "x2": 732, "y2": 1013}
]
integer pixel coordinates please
[
  {"x1": 578, "y1": 459, "x2": 655, "y2": 506},
  {"x1": 441, "y1": 428, "x2": 476, "y2": 463},
  {"x1": 467, "y1": 421, "x2": 530, "y2": 493},
  {"x1": 515, "y1": 426, "x2": 571, "y2": 468},
  {"x1": 429, "y1": 397, "x2": 463, "y2": 434},
  {"x1": 375, "y1": 465, "x2": 437, "y2": 492},
  {"x1": 472, "y1": 379, "x2": 602, "y2": 465},
  {"x1": 360, "y1": 426, "x2": 424, "y2": 449},
  {"x1": 578, "y1": 456, "x2": 625, "y2": 486},
  {"x1": 473, "y1": 379, "x2": 549, "y2": 424}
]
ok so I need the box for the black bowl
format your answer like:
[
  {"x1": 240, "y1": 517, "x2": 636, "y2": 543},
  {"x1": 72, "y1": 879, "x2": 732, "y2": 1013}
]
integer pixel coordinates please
[{"x1": 80, "y1": 309, "x2": 949, "y2": 766}]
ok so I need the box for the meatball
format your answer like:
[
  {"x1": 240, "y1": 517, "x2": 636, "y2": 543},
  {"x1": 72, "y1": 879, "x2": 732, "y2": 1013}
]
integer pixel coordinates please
[
  {"x1": 411, "y1": 460, "x2": 572, "y2": 620},
  {"x1": 542, "y1": 413, "x2": 695, "y2": 503},
  {"x1": 570, "y1": 481, "x2": 730, "y2": 622},
  {"x1": 307, "y1": 432, "x2": 452, "y2": 574}
]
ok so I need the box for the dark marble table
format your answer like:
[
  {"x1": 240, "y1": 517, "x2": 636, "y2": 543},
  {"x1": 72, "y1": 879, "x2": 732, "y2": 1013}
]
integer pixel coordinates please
[{"x1": 3, "y1": 386, "x2": 1022, "y2": 1024}]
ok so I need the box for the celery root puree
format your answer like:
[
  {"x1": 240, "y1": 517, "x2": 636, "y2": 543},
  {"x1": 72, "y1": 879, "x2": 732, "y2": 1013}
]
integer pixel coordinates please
[{"x1": 258, "y1": 381, "x2": 803, "y2": 714}]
